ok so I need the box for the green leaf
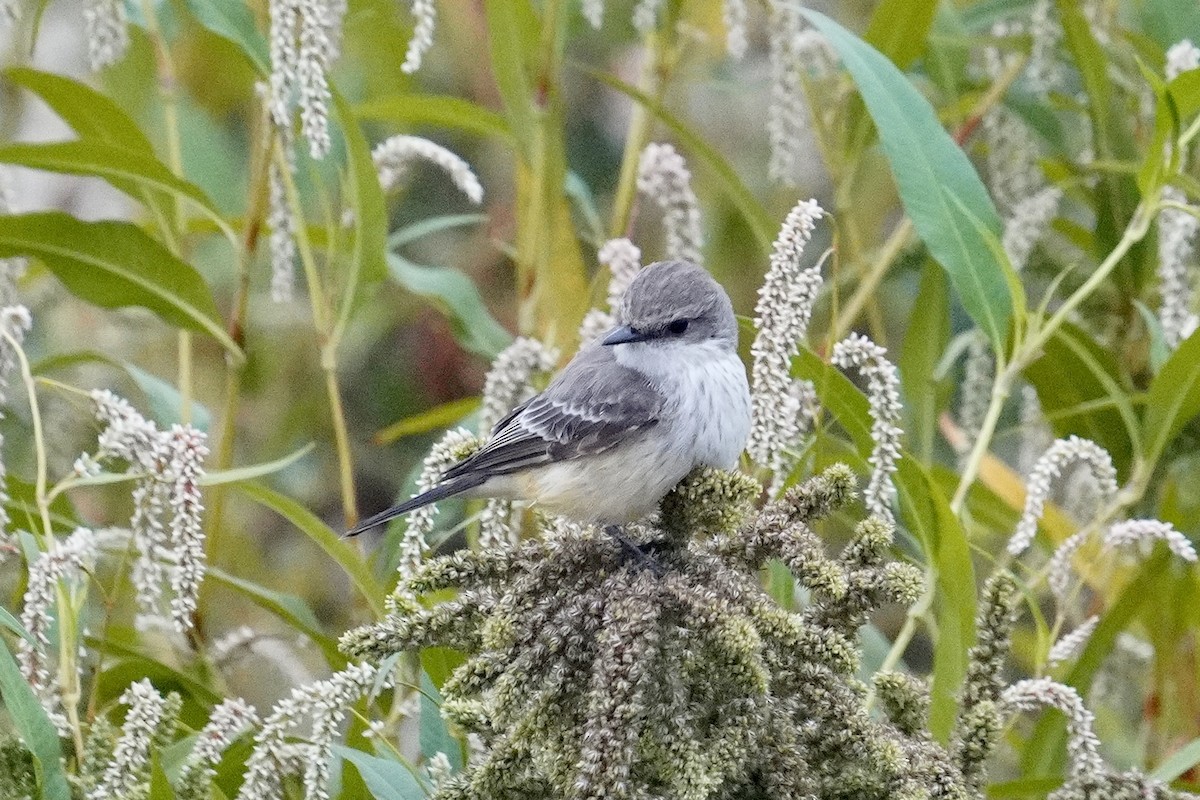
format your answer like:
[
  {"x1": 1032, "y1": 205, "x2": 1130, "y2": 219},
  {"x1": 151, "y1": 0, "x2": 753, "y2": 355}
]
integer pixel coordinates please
[
  {"x1": 420, "y1": 671, "x2": 463, "y2": 769},
  {"x1": 123, "y1": 363, "x2": 214, "y2": 432},
  {"x1": 236, "y1": 482, "x2": 385, "y2": 616},
  {"x1": 802, "y1": 9, "x2": 1013, "y2": 352},
  {"x1": 332, "y1": 745, "x2": 427, "y2": 800},
  {"x1": 0, "y1": 213, "x2": 241, "y2": 360},
  {"x1": 181, "y1": 0, "x2": 270, "y2": 74},
  {"x1": 356, "y1": 94, "x2": 512, "y2": 141},
  {"x1": 7, "y1": 68, "x2": 153, "y2": 151},
  {"x1": 331, "y1": 91, "x2": 390, "y2": 347},
  {"x1": 375, "y1": 397, "x2": 480, "y2": 445},
  {"x1": 149, "y1": 752, "x2": 177, "y2": 800},
  {"x1": 864, "y1": 0, "x2": 938, "y2": 69},
  {"x1": 895, "y1": 459, "x2": 975, "y2": 741},
  {"x1": 1058, "y1": 1, "x2": 1143, "y2": 284},
  {"x1": 389, "y1": 214, "x2": 488, "y2": 250},
  {"x1": 87, "y1": 635, "x2": 225, "y2": 706},
  {"x1": 581, "y1": 67, "x2": 776, "y2": 255},
  {"x1": 483, "y1": 0, "x2": 537, "y2": 152},
  {"x1": 1141, "y1": 0, "x2": 1200, "y2": 52},
  {"x1": 1144, "y1": 329, "x2": 1200, "y2": 468},
  {"x1": 205, "y1": 568, "x2": 345, "y2": 666},
  {"x1": 1152, "y1": 736, "x2": 1200, "y2": 782},
  {"x1": 0, "y1": 638, "x2": 72, "y2": 800},
  {"x1": 0, "y1": 606, "x2": 34, "y2": 646},
  {"x1": 0, "y1": 141, "x2": 225, "y2": 226},
  {"x1": 388, "y1": 253, "x2": 513, "y2": 359},
  {"x1": 1024, "y1": 323, "x2": 1138, "y2": 479},
  {"x1": 421, "y1": 647, "x2": 465, "y2": 690},
  {"x1": 200, "y1": 443, "x2": 315, "y2": 486},
  {"x1": 898, "y1": 261, "x2": 951, "y2": 462}
]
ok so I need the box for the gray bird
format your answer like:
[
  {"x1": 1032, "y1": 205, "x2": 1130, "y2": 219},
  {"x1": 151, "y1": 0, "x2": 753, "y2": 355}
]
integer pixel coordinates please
[{"x1": 346, "y1": 259, "x2": 752, "y2": 537}]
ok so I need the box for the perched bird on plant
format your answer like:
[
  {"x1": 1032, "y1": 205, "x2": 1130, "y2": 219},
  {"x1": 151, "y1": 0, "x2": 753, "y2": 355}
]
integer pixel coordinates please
[{"x1": 346, "y1": 259, "x2": 752, "y2": 538}]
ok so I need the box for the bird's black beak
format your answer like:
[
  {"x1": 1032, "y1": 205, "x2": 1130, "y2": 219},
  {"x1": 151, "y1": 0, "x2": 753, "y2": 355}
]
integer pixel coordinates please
[{"x1": 601, "y1": 325, "x2": 653, "y2": 346}]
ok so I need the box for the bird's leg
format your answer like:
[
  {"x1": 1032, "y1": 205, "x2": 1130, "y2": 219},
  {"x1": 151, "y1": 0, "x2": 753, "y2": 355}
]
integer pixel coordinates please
[{"x1": 604, "y1": 525, "x2": 665, "y2": 577}]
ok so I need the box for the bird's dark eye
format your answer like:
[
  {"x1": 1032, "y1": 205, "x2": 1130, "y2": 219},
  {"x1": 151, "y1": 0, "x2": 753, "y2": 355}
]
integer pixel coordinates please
[{"x1": 667, "y1": 319, "x2": 689, "y2": 335}]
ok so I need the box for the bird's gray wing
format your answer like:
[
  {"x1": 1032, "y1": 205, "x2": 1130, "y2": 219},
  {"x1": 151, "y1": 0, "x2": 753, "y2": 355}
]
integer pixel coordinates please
[{"x1": 442, "y1": 346, "x2": 663, "y2": 479}]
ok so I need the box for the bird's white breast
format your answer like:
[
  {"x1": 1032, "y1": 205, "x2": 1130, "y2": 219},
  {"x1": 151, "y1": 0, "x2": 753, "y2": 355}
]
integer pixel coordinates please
[{"x1": 615, "y1": 339, "x2": 752, "y2": 470}]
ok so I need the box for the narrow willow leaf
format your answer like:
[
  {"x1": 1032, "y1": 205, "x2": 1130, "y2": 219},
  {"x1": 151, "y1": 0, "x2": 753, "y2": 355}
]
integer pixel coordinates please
[
  {"x1": 1144, "y1": 329, "x2": 1200, "y2": 467},
  {"x1": 332, "y1": 745, "x2": 427, "y2": 800},
  {"x1": 0, "y1": 141, "x2": 223, "y2": 222},
  {"x1": 864, "y1": 0, "x2": 938, "y2": 69},
  {"x1": 802, "y1": 9, "x2": 1014, "y2": 352},
  {"x1": 199, "y1": 443, "x2": 315, "y2": 486},
  {"x1": 388, "y1": 213, "x2": 488, "y2": 249},
  {"x1": 1151, "y1": 736, "x2": 1200, "y2": 782},
  {"x1": 236, "y1": 482, "x2": 385, "y2": 616},
  {"x1": 483, "y1": 0, "x2": 537, "y2": 153},
  {"x1": 181, "y1": 0, "x2": 270, "y2": 74},
  {"x1": 331, "y1": 91, "x2": 390, "y2": 347},
  {"x1": 124, "y1": 363, "x2": 214, "y2": 431},
  {"x1": 356, "y1": 94, "x2": 513, "y2": 141},
  {"x1": 898, "y1": 261, "x2": 951, "y2": 462},
  {"x1": 205, "y1": 568, "x2": 345, "y2": 665},
  {"x1": 375, "y1": 397, "x2": 480, "y2": 445},
  {"x1": 7, "y1": 67, "x2": 153, "y2": 150},
  {"x1": 895, "y1": 459, "x2": 975, "y2": 742},
  {"x1": 0, "y1": 639, "x2": 73, "y2": 800},
  {"x1": 388, "y1": 252, "x2": 513, "y2": 359},
  {"x1": 0, "y1": 213, "x2": 241, "y2": 359},
  {"x1": 420, "y1": 671, "x2": 464, "y2": 770}
]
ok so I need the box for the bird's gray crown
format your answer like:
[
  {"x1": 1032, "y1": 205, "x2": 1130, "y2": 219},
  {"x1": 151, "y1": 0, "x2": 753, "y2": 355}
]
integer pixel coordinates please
[{"x1": 616, "y1": 260, "x2": 738, "y2": 348}]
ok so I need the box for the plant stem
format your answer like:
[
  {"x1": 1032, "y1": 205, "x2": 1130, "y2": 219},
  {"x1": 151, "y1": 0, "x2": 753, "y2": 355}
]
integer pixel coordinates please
[
  {"x1": 609, "y1": 33, "x2": 666, "y2": 238},
  {"x1": 276, "y1": 146, "x2": 359, "y2": 526},
  {"x1": 949, "y1": 199, "x2": 1154, "y2": 515}
]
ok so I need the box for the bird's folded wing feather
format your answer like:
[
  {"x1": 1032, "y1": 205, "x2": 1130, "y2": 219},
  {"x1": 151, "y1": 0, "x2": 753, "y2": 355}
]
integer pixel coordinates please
[{"x1": 442, "y1": 347, "x2": 663, "y2": 479}]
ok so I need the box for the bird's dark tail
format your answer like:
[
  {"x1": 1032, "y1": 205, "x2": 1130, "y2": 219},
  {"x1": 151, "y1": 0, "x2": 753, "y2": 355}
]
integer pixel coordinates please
[{"x1": 343, "y1": 475, "x2": 487, "y2": 538}]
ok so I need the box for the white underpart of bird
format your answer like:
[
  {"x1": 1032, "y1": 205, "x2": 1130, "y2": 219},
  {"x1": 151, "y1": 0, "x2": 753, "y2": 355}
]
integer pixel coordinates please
[{"x1": 347, "y1": 259, "x2": 752, "y2": 535}]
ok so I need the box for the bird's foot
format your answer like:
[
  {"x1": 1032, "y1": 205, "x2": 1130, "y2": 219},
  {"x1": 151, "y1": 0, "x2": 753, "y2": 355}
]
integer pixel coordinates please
[{"x1": 604, "y1": 526, "x2": 666, "y2": 577}]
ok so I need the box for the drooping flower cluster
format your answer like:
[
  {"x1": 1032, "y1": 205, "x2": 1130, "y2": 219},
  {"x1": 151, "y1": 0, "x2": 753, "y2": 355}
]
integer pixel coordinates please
[
  {"x1": 1103, "y1": 518, "x2": 1198, "y2": 563},
  {"x1": 747, "y1": 199, "x2": 824, "y2": 482},
  {"x1": 268, "y1": 0, "x2": 347, "y2": 159},
  {"x1": 579, "y1": 238, "x2": 644, "y2": 343},
  {"x1": 831, "y1": 333, "x2": 903, "y2": 525},
  {"x1": 1008, "y1": 435, "x2": 1119, "y2": 556},
  {"x1": 0, "y1": 171, "x2": 27, "y2": 304},
  {"x1": 722, "y1": 0, "x2": 749, "y2": 59},
  {"x1": 1002, "y1": 185, "x2": 1062, "y2": 271},
  {"x1": 402, "y1": 0, "x2": 437, "y2": 73},
  {"x1": 631, "y1": 0, "x2": 664, "y2": 34},
  {"x1": 88, "y1": 680, "x2": 181, "y2": 800},
  {"x1": 956, "y1": 333, "x2": 993, "y2": 464},
  {"x1": 1166, "y1": 39, "x2": 1200, "y2": 80},
  {"x1": 86, "y1": 390, "x2": 210, "y2": 632},
  {"x1": 17, "y1": 527, "x2": 99, "y2": 730},
  {"x1": 83, "y1": 0, "x2": 130, "y2": 70},
  {"x1": 398, "y1": 428, "x2": 480, "y2": 578},
  {"x1": 1156, "y1": 186, "x2": 1199, "y2": 347},
  {"x1": 267, "y1": 162, "x2": 298, "y2": 303},
  {"x1": 1003, "y1": 679, "x2": 1104, "y2": 779},
  {"x1": 767, "y1": 3, "x2": 835, "y2": 185},
  {"x1": 342, "y1": 466, "x2": 987, "y2": 800},
  {"x1": 477, "y1": 338, "x2": 557, "y2": 548},
  {"x1": 636, "y1": 143, "x2": 703, "y2": 264},
  {"x1": 372, "y1": 135, "x2": 484, "y2": 204},
  {"x1": 177, "y1": 698, "x2": 260, "y2": 800},
  {"x1": 1048, "y1": 615, "x2": 1100, "y2": 667},
  {"x1": 236, "y1": 663, "x2": 382, "y2": 800}
]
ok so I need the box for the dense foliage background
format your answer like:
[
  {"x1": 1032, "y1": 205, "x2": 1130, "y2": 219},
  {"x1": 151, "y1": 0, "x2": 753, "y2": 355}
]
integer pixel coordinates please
[{"x1": 1, "y1": 0, "x2": 1200, "y2": 797}]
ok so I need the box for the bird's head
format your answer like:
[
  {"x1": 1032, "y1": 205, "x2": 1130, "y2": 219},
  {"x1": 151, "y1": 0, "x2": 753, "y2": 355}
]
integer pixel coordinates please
[{"x1": 603, "y1": 260, "x2": 738, "y2": 351}]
